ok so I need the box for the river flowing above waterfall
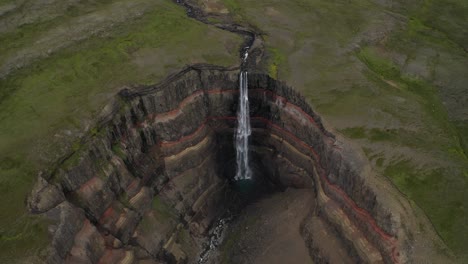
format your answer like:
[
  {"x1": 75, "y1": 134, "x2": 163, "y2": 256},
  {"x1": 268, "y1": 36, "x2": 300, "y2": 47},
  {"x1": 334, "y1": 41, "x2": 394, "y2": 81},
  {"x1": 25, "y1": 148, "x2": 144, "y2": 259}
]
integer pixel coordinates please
[{"x1": 235, "y1": 71, "x2": 252, "y2": 180}]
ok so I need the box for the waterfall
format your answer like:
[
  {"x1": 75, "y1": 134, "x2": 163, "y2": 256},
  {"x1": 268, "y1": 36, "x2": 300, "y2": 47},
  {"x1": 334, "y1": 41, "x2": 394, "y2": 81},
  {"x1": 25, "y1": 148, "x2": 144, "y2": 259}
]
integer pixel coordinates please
[{"x1": 235, "y1": 71, "x2": 252, "y2": 180}]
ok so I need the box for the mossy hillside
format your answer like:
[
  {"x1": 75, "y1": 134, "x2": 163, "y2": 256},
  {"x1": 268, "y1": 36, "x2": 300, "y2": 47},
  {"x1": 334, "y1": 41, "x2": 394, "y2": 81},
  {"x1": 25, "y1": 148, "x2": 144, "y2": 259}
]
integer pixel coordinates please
[
  {"x1": 384, "y1": 161, "x2": 468, "y2": 253},
  {"x1": 347, "y1": 13, "x2": 468, "y2": 259},
  {"x1": 342, "y1": 35, "x2": 468, "y2": 258},
  {"x1": 353, "y1": 28, "x2": 467, "y2": 255},
  {"x1": 0, "y1": 0, "x2": 242, "y2": 262},
  {"x1": 0, "y1": 0, "x2": 14, "y2": 5},
  {"x1": 356, "y1": 47, "x2": 464, "y2": 150},
  {"x1": 266, "y1": 47, "x2": 285, "y2": 79},
  {"x1": 391, "y1": 0, "x2": 468, "y2": 52},
  {"x1": 0, "y1": 0, "x2": 119, "y2": 62},
  {"x1": 352, "y1": 16, "x2": 468, "y2": 254}
]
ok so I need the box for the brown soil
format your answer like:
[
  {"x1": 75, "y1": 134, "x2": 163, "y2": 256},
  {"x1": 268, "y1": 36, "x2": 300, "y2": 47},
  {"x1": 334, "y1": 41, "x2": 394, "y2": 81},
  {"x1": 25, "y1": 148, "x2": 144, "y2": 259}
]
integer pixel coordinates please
[{"x1": 217, "y1": 189, "x2": 315, "y2": 264}]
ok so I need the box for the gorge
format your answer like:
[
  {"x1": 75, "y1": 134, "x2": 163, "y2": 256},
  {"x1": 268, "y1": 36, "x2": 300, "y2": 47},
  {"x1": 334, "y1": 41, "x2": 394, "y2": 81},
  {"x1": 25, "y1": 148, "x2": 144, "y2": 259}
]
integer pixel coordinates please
[
  {"x1": 28, "y1": 65, "x2": 451, "y2": 263},
  {"x1": 2, "y1": 0, "x2": 463, "y2": 262}
]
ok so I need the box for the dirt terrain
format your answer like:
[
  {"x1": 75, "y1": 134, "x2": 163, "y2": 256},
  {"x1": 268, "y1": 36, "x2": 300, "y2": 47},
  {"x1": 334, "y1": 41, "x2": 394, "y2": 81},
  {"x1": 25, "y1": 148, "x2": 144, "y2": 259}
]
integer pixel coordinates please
[{"x1": 217, "y1": 189, "x2": 315, "y2": 264}]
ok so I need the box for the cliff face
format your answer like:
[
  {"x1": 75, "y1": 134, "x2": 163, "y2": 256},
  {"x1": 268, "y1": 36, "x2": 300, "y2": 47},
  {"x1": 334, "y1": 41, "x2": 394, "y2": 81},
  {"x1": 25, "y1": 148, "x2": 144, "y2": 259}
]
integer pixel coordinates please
[{"x1": 28, "y1": 65, "x2": 450, "y2": 263}]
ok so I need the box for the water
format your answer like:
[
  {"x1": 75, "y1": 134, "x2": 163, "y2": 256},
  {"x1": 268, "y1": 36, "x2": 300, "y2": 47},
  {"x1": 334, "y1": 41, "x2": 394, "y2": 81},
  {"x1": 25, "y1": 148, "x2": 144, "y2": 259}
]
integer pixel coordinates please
[
  {"x1": 197, "y1": 215, "x2": 233, "y2": 264},
  {"x1": 235, "y1": 71, "x2": 252, "y2": 181}
]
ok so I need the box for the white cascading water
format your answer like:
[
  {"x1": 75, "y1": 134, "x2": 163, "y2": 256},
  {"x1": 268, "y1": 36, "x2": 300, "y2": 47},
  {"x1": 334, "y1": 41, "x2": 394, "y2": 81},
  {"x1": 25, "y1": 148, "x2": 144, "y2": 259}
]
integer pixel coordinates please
[{"x1": 235, "y1": 69, "x2": 252, "y2": 180}]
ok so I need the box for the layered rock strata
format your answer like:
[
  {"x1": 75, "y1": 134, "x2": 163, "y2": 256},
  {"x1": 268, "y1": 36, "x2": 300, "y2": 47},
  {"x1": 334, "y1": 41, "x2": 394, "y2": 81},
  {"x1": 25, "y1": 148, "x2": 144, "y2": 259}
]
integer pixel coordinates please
[{"x1": 29, "y1": 65, "x2": 450, "y2": 263}]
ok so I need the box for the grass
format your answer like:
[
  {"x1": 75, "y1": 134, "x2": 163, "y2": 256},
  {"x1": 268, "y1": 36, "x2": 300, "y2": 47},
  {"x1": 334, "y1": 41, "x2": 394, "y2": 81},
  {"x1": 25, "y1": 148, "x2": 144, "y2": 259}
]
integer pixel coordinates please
[
  {"x1": 412, "y1": 0, "x2": 468, "y2": 51},
  {"x1": 219, "y1": 0, "x2": 468, "y2": 258},
  {"x1": 455, "y1": 122, "x2": 468, "y2": 155},
  {"x1": 355, "y1": 45, "x2": 468, "y2": 253},
  {"x1": 0, "y1": 0, "x2": 114, "y2": 60},
  {"x1": 266, "y1": 47, "x2": 285, "y2": 79},
  {"x1": 221, "y1": 0, "x2": 242, "y2": 16},
  {"x1": 0, "y1": 0, "x2": 241, "y2": 262},
  {"x1": 139, "y1": 196, "x2": 176, "y2": 234},
  {"x1": 384, "y1": 160, "x2": 468, "y2": 254},
  {"x1": 356, "y1": 46, "x2": 465, "y2": 156},
  {"x1": 207, "y1": 16, "x2": 223, "y2": 24},
  {"x1": 112, "y1": 144, "x2": 127, "y2": 160},
  {"x1": 341, "y1": 127, "x2": 429, "y2": 149},
  {"x1": 220, "y1": 215, "x2": 259, "y2": 264},
  {"x1": 152, "y1": 195, "x2": 175, "y2": 221}
]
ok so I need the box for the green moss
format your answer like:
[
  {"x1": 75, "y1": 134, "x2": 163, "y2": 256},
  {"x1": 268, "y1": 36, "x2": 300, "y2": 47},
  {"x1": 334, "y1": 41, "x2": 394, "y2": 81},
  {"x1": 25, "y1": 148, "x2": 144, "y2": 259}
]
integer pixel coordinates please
[
  {"x1": 207, "y1": 16, "x2": 223, "y2": 24},
  {"x1": 357, "y1": 47, "x2": 400, "y2": 80},
  {"x1": 112, "y1": 144, "x2": 126, "y2": 159},
  {"x1": 221, "y1": 0, "x2": 241, "y2": 14},
  {"x1": 340, "y1": 127, "x2": 366, "y2": 139},
  {"x1": 118, "y1": 192, "x2": 132, "y2": 209},
  {"x1": 368, "y1": 128, "x2": 398, "y2": 142},
  {"x1": 152, "y1": 196, "x2": 175, "y2": 221},
  {"x1": 405, "y1": 1, "x2": 467, "y2": 52},
  {"x1": 384, "y1": 160, "x2": 468, "y2": 253},
  {"x1": 341, "y1": 127, "x2": 408, "y2": 143},
  {"x1": 98, "y1": 128, "x2": 108, "y2": 137},
  {"x1": 61, "y1": 151, "x2": 82, "y2": 170},
  {"x1": 221, "y1": 231, "x2": 241, "y2": 264},
  {"x1": 137, "y1": 215, "x2": 152, "y2": 233},
  {"x1": 176, "y1": 228, "x2": 190, "y2": 244},
  {"x1": 220, "y1": 215, "x2": 259, "y2": 264},
  {"x1": 454, "y1": 121, "x2": 468, "y2": 157},
  {"x1": 357, "y1": 47, "x2": 464, "y2": 147},
  {"x1": 266, "y1": 47, "x2": 286, "y2": 79},
  {"x1": 375, "y1": 157, "x2": 384, "y2": 167},
  {"x1": 0, "y1": 215, "x2": 50, "y2": 262}
]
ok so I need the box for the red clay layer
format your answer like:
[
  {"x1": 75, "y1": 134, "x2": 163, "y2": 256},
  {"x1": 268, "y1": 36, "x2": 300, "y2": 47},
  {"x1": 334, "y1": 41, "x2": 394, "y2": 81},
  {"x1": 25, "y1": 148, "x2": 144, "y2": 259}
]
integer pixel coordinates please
[
  {"x1": 160, "y1": 116, "x2": 399, "y2": 263},
  {"x1": 123, "y1": 88, "x2": 399, "y2": 263}
]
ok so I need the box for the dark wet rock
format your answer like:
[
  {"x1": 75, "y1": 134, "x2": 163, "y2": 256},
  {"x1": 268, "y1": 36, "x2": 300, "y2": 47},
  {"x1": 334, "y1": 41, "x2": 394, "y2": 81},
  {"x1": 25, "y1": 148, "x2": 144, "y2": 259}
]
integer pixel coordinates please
[{"x1": 28, "y1": 174, "x2": 65, "y2": 214}]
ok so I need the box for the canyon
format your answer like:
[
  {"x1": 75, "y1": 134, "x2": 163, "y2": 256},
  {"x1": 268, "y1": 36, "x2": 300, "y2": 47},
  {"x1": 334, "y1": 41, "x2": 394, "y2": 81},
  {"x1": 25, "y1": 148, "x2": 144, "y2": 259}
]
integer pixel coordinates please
[
  {"x1": 28, "y1": 65, "x2": 451, "y2": 263},
  {"x1": 2, "y1": 0, "x2": 466, "y2": 262}
]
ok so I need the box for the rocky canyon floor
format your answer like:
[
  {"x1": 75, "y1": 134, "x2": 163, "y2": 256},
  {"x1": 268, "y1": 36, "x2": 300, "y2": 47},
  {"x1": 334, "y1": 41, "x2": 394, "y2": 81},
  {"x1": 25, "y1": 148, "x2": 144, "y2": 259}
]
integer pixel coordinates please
[{"x1": 215, "y1": 189, "x2": 315, "y2": 264}]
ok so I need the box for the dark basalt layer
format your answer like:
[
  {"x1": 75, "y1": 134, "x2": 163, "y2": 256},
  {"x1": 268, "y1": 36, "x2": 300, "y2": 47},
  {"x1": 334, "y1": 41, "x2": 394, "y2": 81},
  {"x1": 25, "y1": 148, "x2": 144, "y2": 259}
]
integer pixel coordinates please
[{"x1": 29, "y1": 64, "x2": 450, "y2": 264}]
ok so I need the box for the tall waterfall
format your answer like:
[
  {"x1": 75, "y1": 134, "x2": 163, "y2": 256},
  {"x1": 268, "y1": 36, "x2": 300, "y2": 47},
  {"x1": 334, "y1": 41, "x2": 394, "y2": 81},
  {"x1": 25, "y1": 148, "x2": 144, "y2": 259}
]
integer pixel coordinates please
[{"x1": 235, "y1": 71, "x2": 252, "y2": 180}]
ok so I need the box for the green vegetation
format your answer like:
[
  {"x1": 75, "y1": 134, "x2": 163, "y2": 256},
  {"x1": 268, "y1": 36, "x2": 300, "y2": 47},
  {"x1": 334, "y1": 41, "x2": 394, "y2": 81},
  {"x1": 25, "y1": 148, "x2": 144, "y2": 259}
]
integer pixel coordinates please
[
  {"x1": 340, "y1": 127, "x2": 366, "y2": 139},
  {"x1": 219, "y1": 0, "x2": 468, "y2": 259},
  {"x1": 357, "y1": 47, "x2": 461, "y2": 140},
  {"x1": 112, "y1": 143, "x2": 127, "y2": 160},
  {"x1": 221, "y1": 0, "x2": 242, "y2": 15},
  {"x1": 351, "y1": 44, "x2": 467, "y2": 254},
  {"x1": 384, "y1": 160, "x2": 467, "y2": 253},
  {"x1": 220, "y1": 215, "x2": 259, "y2": 264},
  {"x1": 0, "y1": 0, "x2": 241, "y2": 262},
  {"x1": 152, "y1": 195, "x2": 176, "y2": 222},
  {"x1": 207, "y1": 16, "x2": 223, "y2": 24},
  {"x1": 139, "y1": 196, "x2": 177, "y2": 233},
  {"x1": 176, "y1": 228, "x2": 190, "y2": 244},
  {"x1": 221, "y1": 230, "x2": 242, "y2": 264},
  {"x1": 266, "y1": 47, "x2": 285, "y2": 79}
]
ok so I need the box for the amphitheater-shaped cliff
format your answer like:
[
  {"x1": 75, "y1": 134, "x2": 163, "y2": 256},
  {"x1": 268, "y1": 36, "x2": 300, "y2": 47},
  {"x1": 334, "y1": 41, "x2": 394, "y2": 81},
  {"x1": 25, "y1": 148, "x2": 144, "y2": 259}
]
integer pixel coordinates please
[{"x1": 28, "y1": 65, "x2": 451, "y2": 263}]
